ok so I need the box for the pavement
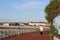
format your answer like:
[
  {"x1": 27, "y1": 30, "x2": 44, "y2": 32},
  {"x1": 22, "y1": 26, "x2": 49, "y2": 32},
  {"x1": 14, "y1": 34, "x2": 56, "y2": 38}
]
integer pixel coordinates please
[
  {"x1": 53, "y1": 36, "x2": 60, "y2": 40},
  {"x1": 1, "y1": 31, "x2": 51, "y2": 40}
]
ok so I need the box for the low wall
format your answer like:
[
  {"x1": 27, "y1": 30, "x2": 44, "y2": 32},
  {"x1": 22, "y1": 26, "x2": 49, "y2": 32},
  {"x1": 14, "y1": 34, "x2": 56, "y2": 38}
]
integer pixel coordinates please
[{"x1": 0, "y1": 28, "x2": 39, "y2": 39}]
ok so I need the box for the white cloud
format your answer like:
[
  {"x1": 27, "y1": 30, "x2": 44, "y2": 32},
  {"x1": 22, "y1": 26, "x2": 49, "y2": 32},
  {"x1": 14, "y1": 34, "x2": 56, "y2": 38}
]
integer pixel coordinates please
[
  {"x1": 15, "y1": 1, "x2": 43, "y2": 9},
  {"x1": 12, "y1": 0, "x2": 49, "y2": 9}
]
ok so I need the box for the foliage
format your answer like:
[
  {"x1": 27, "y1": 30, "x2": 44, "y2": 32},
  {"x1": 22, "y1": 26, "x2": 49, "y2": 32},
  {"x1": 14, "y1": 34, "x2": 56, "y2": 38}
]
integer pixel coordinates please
[
  {"x1": 45, "y1": 0, "x2": 60, "y2": 22},
  {"x1": 45, "y1": 0, "x2": 60, "y2": 39}
]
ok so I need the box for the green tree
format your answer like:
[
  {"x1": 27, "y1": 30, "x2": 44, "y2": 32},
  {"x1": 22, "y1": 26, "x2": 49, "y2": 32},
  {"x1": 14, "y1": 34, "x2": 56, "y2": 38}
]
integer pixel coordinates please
[{"x1": 45, "y1": 0, "x2": 60, "y2": 40}]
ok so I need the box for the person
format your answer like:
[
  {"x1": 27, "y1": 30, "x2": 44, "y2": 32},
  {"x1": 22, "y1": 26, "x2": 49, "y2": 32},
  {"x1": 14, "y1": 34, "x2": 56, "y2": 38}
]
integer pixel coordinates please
[{"x1": 39, "y1": 26, "x2": 44, "y2": 35}]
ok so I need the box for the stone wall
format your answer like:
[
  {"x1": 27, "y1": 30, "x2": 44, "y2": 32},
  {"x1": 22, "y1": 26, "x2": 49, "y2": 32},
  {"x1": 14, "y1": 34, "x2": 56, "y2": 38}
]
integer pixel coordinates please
[{"x1": 0, "y1": 28, "x2": 39, "y2": 39}]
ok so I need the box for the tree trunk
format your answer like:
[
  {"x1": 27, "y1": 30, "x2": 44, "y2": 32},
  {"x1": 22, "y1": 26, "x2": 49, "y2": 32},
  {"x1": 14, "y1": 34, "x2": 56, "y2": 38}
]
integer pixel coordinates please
[{"x1": 49, "y1": 21, "x2": 55, "y2": 40}]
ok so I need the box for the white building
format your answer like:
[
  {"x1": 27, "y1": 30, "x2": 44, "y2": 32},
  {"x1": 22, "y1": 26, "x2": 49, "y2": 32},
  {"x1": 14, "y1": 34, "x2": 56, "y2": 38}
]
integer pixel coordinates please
[
  {"x1": 28, "y1": 22, "x2": 50, "y2": 26},
  {"x1": 28, "y1": 22, "x2": 50, "y2": 31},
  {"x1": 3, "y1": 23, "x2": 9, "y2": 26}
]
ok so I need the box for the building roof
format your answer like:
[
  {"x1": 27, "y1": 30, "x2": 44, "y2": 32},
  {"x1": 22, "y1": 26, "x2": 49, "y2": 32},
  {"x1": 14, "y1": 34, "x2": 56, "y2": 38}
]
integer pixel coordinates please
[{"x1": 30, "y1": 22, "x2": 49, "y2": 24}]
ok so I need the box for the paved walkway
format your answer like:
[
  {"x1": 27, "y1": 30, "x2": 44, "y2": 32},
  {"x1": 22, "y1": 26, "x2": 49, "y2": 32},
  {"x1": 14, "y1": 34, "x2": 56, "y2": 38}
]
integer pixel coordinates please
[
  {"x1": 53, "y1": 36, "x2": 60, "y2": 40},
  {"x1": 1, "y1": 31, "x2": 51, "y2": 40}
]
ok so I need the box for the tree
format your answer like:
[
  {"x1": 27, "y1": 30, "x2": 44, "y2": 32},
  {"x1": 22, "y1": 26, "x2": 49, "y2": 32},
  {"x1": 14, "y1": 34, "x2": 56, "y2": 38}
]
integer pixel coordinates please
[
  {"x1": 15, "y1": 23, "x2": 19, "y2": 26},
  {"x1": 45, "y1": 0, "x2": 60, "y2": 39}
]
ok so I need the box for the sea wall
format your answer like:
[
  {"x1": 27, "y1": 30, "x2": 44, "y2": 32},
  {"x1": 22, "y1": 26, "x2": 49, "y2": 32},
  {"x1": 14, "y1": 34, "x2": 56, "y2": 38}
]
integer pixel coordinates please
[{"x1": 0, "y1": 28, "x2": 39, "y2": 39}]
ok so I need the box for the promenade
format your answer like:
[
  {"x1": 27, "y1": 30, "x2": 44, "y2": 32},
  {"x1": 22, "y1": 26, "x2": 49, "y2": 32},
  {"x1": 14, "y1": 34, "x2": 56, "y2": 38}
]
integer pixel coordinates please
[{"x1": 1, "y1": 31, "x2": 51, "y2": 40}]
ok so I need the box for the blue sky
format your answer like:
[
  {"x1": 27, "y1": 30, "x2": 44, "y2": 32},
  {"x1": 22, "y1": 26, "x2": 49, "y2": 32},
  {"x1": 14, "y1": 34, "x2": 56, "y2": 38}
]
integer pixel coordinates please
[{"x1": 0, "y1": 0, "x2": 50, "y2": 22}]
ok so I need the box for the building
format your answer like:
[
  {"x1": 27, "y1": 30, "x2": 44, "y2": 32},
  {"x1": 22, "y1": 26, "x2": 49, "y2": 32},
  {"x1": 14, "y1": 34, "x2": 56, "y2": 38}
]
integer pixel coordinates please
[
  {"x1": 28, "y1": 22, "x2": 50, "y2": 31},
  {"x1": 3, "y1": 22, "x2": 9, "y2": 26},
  {"x1": 28, "y1": 22, "x2": 50, "y2": 26},
  {"x1": 19, "y1": 22, "x2": 26, "y2": 26}
]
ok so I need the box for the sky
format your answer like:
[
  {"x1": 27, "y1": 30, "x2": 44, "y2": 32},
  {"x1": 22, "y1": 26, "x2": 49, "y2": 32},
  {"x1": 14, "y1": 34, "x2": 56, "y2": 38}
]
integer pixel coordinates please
[
  {"x1": 53, "y1": 15, "x2": 60, "y2": 30},
  {"x1": 0, "y1": 0, "x2": 50, "y2": 22}
]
